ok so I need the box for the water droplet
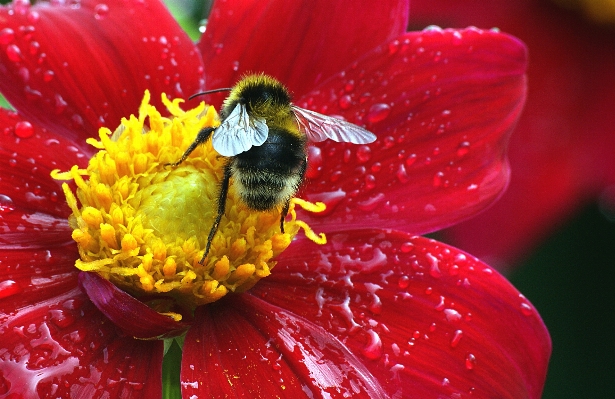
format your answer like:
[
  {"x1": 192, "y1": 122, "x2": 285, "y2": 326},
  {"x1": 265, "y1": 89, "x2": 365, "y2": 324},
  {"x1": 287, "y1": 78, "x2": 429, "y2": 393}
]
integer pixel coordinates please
[
  {"x1": 362, "y1": 330, "x2": 383, "y2": 360},
  {"x1": 396, "y1": 164, "x2": 409, "y2": 184},
  {"x1": 305, "y1": 145, "x2": 322, "y2": 179},
  {"x1": 465, "y1": 353, "x2": 476, "y2": 370},
  {"x1": 27, "y1": 10, "x2": 40, "y2": 23},
  {"x1": 356, "y1": 145, "x2": 371, "y2": 163},
  {"x1": 388, "y1": 39, "x2": 400, "y2": 55},
  {"x1": 49, "y1": 309, "x2": 76, "y2": 328},
  {"x1": 18, "y1": 66, "x2": 29, "y2": 83},
  {"x1": 0, "y1": 28, "x2": 15, "y2": 45},
  {"x1": 231, "y1": 60, "x2": 239, "y2": 71},
  {"x1": 520, "y1": 302, "x2": 534, "y2": 316},
  {"x1": 457, "y1": 141, "x2": 470, "y2": 157},
  {"x1": 366, "y1": 103, "x2": 391, "y2": 124},
  {"x1": 434, "y1": 296, "x2": 446, "y2": 311},
  {"x1": 94, "y1": 3, "x2": 109, "y2": 19},
  {"x1": 433, "y1": 171, "x2": 444, "y2": 187},
  {"x1": 405, "y1": 154, "x2": 417, "y2": 167},
  {"x1": 452, "y1": 31, "x2": 463, "y2": 45},
  {"x1": 398, "y1": 275, "x2": 410, "y2": 289},
  {"x1": 364, "y1": 174, "x2": 376, "y2": 191},
  {"x1": 357, "y1": 192, "x2": 384, "y2": 211},
  {"x1": 6, "y1": 44, "x2": 23, "y2": 63},
  {"x1": 28, "y1": 40, "x2": 40, "y2": 55},
  {"x1": 54, "y1": 93, "x2": 68, "y2": 114},
  {"x1": 344, "y1": 80, "x2": 355, "y2": 92},
  {"x1": 450, "y1": 330, "x2": 463, "y2": 348},
  {"x1": 400, "y1": 242, "x2": 413, "y2": 253},
  {"x1": 0, "y1": 194, "x2": 15, "y2": 213},
  {"x1": 43, "y1": 70, "x2": 54, "y2": 82},
  {"x1": 427, "y1": 253, "x2": 441, "y2": 278},
  {"x1": 338, "y1": 94, "x2": 352, "y2": 109},
  {"x1": 15, "y1": 121, "x2": 34, "y2": 138},
  {"x1": 423, "y1": 25, "x2": 444, "y2": 33},
  {"x1": 443, "y1": 309, "x2": 462, "y2": 323},
  {"x1": 0, "y1": 280, "x2": 21, "y2": 299}
]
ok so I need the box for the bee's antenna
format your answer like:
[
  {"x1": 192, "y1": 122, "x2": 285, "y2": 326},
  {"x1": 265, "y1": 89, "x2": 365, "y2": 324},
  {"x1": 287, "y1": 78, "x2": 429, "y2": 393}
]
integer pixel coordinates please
[{"x1": 189, "y1": 88, "x2": 232, "y2": 100}]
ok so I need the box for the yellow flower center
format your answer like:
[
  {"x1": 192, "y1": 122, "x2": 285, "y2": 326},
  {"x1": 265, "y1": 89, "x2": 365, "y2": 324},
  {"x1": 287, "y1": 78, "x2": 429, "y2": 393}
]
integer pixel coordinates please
[{"x1": 52, "y1": 91, "x2": 325, "y2": 311}]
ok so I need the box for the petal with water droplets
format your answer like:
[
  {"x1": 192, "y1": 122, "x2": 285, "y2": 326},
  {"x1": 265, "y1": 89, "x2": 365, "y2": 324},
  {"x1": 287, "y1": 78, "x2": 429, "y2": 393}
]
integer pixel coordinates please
[
  {"x1": 298, "y1": 28, "x2": 527, "y2": 235},
  {"x1": 0, "y1": 109, "x2": 89, "y2": 218},
  {"x1": 0, "y1": 0, "x2": 204, "y2": 140},
  {"x1": 0, "y1": 286, "x2": 164, "y2": 398},
  {"x1": 252, "y1": 231, "x2": 551, "y2": 399},
  {"x1": 181, "y1": 297, "x2": 388, "y2": 398},
  {"x1": 199, "y1": 0, "x2": 408, "y2": 105}
]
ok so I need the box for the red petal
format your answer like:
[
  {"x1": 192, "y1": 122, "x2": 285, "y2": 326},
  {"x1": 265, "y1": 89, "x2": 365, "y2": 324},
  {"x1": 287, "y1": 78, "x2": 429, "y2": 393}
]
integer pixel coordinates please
[
  {"x1": 297, "y1": 28, "x2": 526, "y2": 235},
  {"x1": 78, "y1": 272, "x2": 190, "y2": 339},
  {"x1": 0, "y1": 0, "x2": 204, "y2": 140},
  {"x1": 250, "y1": 231, "x2": 551, "y2": 398},
  {"x1": 199, "y1": 0, "x2": 408, "y2": 103},
  {"x1": 181, "y1": 299, "x2": 388, "y2": 398},
  {"x1": 0, "y1": 108, "x2": 90, "y2": 218},
  {"x1": 0, "y1": 286, "x2": 164, "y2": 398},
  {"x1": 409, "y1": 0, "x2": 615, "y2": 264}
]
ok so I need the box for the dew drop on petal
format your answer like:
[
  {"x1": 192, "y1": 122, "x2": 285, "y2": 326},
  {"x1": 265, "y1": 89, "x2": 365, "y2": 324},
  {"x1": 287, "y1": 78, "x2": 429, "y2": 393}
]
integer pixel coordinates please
[
  {"x1": 357, "y1": 192, "x2": 384, "y2": 211},
  {"x1": 362, "y1": 329, "x2": 383, "y2": 360},
  {"x1": 400, "y1": 241, "x2": 413, "y2": 253},
  {"x1": 457, "y1": 141, "x2": 471, "y2": 157},
  {"x1": 28, "y1": 40, "x2": 40, "y2": 55},
  {"x1": 305, "y1": 145, "x2": 322, "y2": 179},
  {"x1": 388, "y1": 39, "x2": 400, "y2": 55},
  {"x1": 94, "y1": 3, "x2": 109, "y2": 19},
  {"x1": 0, "y1": 280, "x2": 21, "y2": 299},
  {"x1": 366, "y1": 103, "x2": 391, "y2": 124},
  {"x1": 344, "y1": 80, "x2": 355, "y2": 93},
  {"x1": 398, "y1": 275, "x2": 410, "y2": 289},
  {"x1": 465, "y1": 353, "x2": 476, "y2": 370},
  {"x1": 14, "y1": 121, "x2": 34, "y2": 138},
  {"x1": 405, "y1": 154, "x2": 417, "y2": 167},
  {"x1": 450, "y1": 330, "x2": 463, "y2": 348},
  {"x1": 6, "y1": 44, "x2": 23, "y2": 63},
  {"x1": 520, "y1": 302, "x2": 534, "y2": 316},
  {"x1": 443, "y1": 308, "x2": 462, "y2": 323},
  {"x1": 396, "y1": 164, "x2": 409, "y2": 184},
  {"x1": 0, "y1": 28, "x2": 15, "y2": 45},
  {"x1": 0, "y1": 194, "x2": 15, "y2": 213},
  {"x1": 338, "y1": 94, "x2": 352, "y2": 109},
  {"x1": 43, "y1": 70, "x2": 54, "y2": 82},
  {"x1": 356, "y1": 145, "x2": 371, "y2": 163},
  {"x1": 364, "y1": 175, "x2": 377, "y2": 191},
  {"x1": 27, "y1": 10, "x2": 40, "y2": 23}
]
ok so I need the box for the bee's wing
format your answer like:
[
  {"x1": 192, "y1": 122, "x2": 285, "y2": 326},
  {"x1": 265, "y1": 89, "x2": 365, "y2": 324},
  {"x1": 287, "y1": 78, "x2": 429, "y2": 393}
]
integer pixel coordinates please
[
  {"x1": 212, "y1": 104, "x2": 269, "y2": 156},
  {"x1": 291, "y1": 106, "x2": 376, "y2": 144}
]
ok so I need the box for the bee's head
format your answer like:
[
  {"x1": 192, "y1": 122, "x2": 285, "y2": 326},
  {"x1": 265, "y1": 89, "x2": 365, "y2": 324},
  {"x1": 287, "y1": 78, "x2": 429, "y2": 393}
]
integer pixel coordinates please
[{"x1": 222, "y1": 74, "x2": 291, "y2": 118}]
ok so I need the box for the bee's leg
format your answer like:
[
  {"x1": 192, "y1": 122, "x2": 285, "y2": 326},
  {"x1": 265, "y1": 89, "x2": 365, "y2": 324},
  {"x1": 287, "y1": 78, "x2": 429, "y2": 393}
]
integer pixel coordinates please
[
  {"x1": 280, "y1": 199, "x2": 290, "y2": 234},
  {"x1": 200, "y1": 162, "x2": 232, "y2": 264},
  {"x1": 167, "y1": 126, "x2": 215, "y2": 167}
]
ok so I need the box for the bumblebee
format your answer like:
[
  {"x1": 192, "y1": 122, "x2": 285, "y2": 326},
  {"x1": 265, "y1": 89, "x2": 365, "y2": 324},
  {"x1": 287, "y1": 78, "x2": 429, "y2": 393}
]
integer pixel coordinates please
[{"x1": 170, "y1": 74, "x2": 376, "y2": 263}]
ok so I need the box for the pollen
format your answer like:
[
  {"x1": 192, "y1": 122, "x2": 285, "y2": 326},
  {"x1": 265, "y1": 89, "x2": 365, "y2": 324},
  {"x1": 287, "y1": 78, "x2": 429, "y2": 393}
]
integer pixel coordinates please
[{"x1": 52, "y1": 91, "x2": 326, "y2": 308}]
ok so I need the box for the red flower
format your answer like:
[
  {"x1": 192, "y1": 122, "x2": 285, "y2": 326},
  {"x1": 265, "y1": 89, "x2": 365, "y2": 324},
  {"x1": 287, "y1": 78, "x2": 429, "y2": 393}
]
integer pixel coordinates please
[
  {"x1": 409, "y1": 0, "x2": 615, "y2": 266},
  {"x1": 0, "y1": 1, "x2": 550, "y2": 398}
]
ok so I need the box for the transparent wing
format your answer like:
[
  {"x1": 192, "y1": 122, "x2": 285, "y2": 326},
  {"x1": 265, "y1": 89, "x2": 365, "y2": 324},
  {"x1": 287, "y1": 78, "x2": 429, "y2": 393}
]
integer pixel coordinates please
[
  {"x1": 212, "y1": 104, "x2": 269, "y2": 156},
  {"x1": 291, "y1": 106, "x2": 377, "y2": 144}
]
